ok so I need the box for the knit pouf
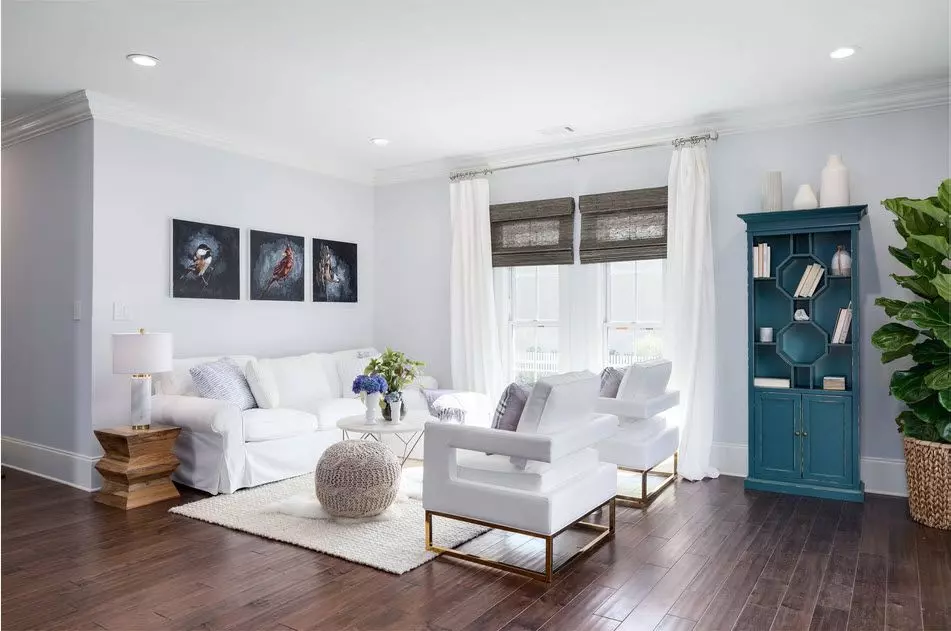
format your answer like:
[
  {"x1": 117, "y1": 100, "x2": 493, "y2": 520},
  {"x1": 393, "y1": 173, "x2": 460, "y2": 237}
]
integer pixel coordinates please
[{"x1": 314, "y1": 440, "x2": 401, "y2": 518}]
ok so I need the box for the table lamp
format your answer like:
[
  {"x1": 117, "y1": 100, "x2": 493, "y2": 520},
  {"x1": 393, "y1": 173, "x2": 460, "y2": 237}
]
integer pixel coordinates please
[{"x1": 112, "y1": 329, "x2": 173, "y2": 430}]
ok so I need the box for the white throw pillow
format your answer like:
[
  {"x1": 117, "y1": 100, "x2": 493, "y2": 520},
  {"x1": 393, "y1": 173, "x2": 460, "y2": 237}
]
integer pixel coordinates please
[
  {"x1": 616, "y1": 359, "x2": 672, "y2": 401},
  {"x1": 245, "y1": 359, "x2": 280, "y2": 409},
  {"x1": 332, "y1": 348, "x2": 380, "y2": 398},
  {"x1": 257, "y1": 353, "x2": 336, "y2": 410}
]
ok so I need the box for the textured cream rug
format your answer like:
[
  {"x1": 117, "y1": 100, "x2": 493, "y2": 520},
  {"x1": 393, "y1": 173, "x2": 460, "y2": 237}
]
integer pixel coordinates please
[{"x1": 169, "y1": 469, "x2": 488, "y2": 575}]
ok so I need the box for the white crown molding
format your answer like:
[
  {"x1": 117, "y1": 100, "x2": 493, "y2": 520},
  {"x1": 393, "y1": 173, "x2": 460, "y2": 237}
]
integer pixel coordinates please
[
  {"x1": 3, "y1": 90, "x2": 375, "y2": 185},
  {"x1": 1, "y1": 91, "x2": 93, "y2": 149},
  {"x1": 374, "y1": 77, "x2": 951, "y2": 186}
]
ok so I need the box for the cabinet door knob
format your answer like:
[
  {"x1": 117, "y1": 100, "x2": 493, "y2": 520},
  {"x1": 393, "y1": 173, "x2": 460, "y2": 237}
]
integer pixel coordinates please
[
  {"x1": 794, "y1": 431, "x2": 801, "y2": 436},
  {"x1": 802, "y1": 432, "x2": 808, "y2": 437}
]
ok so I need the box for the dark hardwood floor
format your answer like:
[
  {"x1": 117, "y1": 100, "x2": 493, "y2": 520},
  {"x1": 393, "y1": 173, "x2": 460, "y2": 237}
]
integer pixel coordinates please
[{"x1": 3, "y1": 467, "x2": 950, "y2": 631}]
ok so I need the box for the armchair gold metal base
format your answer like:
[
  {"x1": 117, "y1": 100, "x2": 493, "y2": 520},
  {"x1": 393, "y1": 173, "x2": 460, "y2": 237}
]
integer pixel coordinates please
[
  {"x1": 425, "y1": 498, "x2": 616, "y2": 583},
  {"x1": 616, "y1": 451, "x2": 678, "y2": 509}
]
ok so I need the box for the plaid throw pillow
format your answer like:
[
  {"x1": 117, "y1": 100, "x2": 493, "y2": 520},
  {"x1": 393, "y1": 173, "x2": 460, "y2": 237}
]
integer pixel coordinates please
[
  {"x1": 491, "y1": 383, "x2": 532, "y2": 432},
  {"x1": 599, "y1": 367, "x2": 626, "y2": 398}
]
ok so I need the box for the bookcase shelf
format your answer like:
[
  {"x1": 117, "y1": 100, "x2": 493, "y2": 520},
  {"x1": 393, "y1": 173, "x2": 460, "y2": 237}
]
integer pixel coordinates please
[{"x1": 739, "y1": 205, "x2": 867, "y2": 503}]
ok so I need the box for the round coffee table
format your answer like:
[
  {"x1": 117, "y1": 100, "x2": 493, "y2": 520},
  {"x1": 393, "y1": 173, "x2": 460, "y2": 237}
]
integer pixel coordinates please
[{"x1": 337, "y1": 413, "x2": 432, "y2": 467}]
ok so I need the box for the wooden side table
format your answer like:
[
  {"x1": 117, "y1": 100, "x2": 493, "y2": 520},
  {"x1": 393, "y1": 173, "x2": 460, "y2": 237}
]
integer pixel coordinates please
[{"x1": 94, "y1": 425, "x2": 182, "y2": 510}]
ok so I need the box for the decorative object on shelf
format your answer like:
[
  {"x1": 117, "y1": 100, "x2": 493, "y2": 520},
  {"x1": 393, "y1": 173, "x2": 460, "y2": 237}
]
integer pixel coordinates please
[
  {"x1": 753, "y1": 243, "x2": 771, "y2": 278},
  {"x1": 830, "y1": 245, "x2": 852, "y2": 277},
  {"x1": 740, "y1": 204, "x2": 867, "y2": 502},
  {"x1": 365, "y1": 348, "x2": 424, "y2": 421},
  {"x1": 872, "y1": 179, "x2": 951, "y2": 529},
  {"x1": 793, "y1": 309, "x2": 810, "y2": 321},
  {"x1": 820, "y1": 154, "x2": 850, "y2": 207},
  {"x1": 313, "y1": 238, "x2": 358, "y2": 303},
  {"x1": 352, "y1": 374, "x2": 388, "y2": 423},
  {"x1": 762, "y1": 171, "x2": 783, "y2": 211},
  {"x1": 95, "y1": 425, "x2": 181, "y2": 509},
  {"x1": 759, "y1": 327, "x2": 774, "y2": 343},
  {"x1": 384, "y1": 393, "x2": 403, "y2": 423},
  {"x1": 792, "y1": 184, "x2": 819, "y2": 210},
  {"x1": 250, "y1": 230, "x2": 305, "y2": 301},
  {"x1": 823, "y1": 376, "x2": 846, "y2": 391},
  {"x1": 112, "y1": 329, "x2": 173, "y2": 430},
  {"x1": 172, "y1": 219, "x2": 240, "y2": 299}
]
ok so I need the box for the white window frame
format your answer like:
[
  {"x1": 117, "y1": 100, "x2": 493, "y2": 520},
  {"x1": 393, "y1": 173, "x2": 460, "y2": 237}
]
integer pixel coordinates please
[
  {"x1": 602, "y1": 261, "x2": 664, "y2": 367},
  {"x1": 503, "y1": 266, "x2": 565, "y2": 384}
]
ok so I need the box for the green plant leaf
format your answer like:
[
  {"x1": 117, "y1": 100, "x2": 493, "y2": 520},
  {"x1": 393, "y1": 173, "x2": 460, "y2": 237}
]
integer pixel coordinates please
[
  {"x1": 925, "y1": 365, "x2": 951, "y2": 390},
  {"x1": 897, "y1": 301, "x2": 951, "y2": 346},
  {"x1": 890, "y1": 274, "x2": 938, "y2": 299},
  {"x1": 933, "y1": 272, "x2": 951, "y2": 302},
  {"x1": 938, "y1": 179, "x2": 951, "y2": 212},
  {"x1": 911, "y1": 256, "x2": 951, "y2": 280},
  {"x1": 896, "y1": 410, "x2": 918, "y2": 432},
  {"x1": 881, "y1": 345, "x2": 914, "y2": 363},
  {"x1": 874, "y1": 297, "x2": 908, "y2": 318},
  {"x1": 890, "y1": 366, "x2": 932, "y2": 403},
  {"x1": 940, "y1": 421, "x2": 951, "y2": 443},
  {"x1": 940, "y1": 389, "x2": 951, "y2": 412},
  {"x1": 902, "y1": 198, "x2": 950, "y2": 225},
  {"x1": 872, "y1": 323, "x2": 920, "y2": 352},
  {"x1": 909, "y1": 233, "x2": 951, "y2": 258},
  {"x1": 912, "y1": 339, "x2": 951, "y2": 365},
  {"x1": 903, "y1": 414, "x2": 941, "y2": 442},
  {"x1": 887, "y1": 246, "x2": 916, "y2": 271},
  {"x1": 911, "y1": 394, "x2": 949, "y2": 424}
]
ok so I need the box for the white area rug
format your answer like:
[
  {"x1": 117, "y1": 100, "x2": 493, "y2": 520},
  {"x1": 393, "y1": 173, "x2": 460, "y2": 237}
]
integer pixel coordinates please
[{"x1": 169, "y1": 468, "x2": 488, "y2": 575}]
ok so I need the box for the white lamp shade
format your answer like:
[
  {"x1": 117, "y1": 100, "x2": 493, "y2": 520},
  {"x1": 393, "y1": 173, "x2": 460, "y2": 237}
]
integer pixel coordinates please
[{"x1": 112, "y1": 332, "x2": 173, "y2": 374}]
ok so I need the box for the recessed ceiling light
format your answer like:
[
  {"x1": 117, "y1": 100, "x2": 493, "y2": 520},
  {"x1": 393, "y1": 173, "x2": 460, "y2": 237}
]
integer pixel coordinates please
[
  {"x1": 829, "y1": 47, "x2": 855, "y2": 60},
  {"x1": 126, "y1": 53, "x2": 159, "y2": 67},
  {"x1": 369, "y1": 138, "x2": 389, "y2": 147}
]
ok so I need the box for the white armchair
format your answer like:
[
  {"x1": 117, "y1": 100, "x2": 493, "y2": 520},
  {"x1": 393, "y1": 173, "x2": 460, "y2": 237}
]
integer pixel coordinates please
[
  {"x1": 423, "y1": 372, "x2": 618, "y2": 582},
  {"x1": 595, "y1": 359, "x2": 680, "y2": 508}
]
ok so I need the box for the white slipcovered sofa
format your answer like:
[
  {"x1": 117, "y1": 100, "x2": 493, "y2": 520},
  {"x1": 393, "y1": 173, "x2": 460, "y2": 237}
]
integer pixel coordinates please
[{"x1": 151, "y1": 347, "x2": 438, "y2": 494}]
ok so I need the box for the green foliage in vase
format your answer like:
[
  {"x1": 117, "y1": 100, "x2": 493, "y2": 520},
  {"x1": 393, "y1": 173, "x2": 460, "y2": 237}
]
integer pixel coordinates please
[
  {"x1": 363, "y1": 348, "x2": 425, "y2": 397},
  {"x1": 872, "y1": 179, "x2": 951, "y2": 444}
]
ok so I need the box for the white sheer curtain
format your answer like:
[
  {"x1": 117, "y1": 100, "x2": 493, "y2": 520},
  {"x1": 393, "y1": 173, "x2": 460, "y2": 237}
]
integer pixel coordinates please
[
  {"x1": 449, "y1": 178, "x2": 505, "y2": 399},
  {"x1": 665, "y1": 143, "x2": 719, "y2": 481}
]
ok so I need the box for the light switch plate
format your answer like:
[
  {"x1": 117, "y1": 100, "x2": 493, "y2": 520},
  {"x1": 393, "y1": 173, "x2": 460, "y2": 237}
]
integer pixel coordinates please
[{"x1": 112, "y1": 301, "x2": 130, "y2": 321}]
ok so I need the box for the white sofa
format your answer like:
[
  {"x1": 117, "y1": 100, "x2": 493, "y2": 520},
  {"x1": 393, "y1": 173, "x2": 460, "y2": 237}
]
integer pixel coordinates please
[{"x1": 151, "y1": 347, "x2": 438, "y2": 494}]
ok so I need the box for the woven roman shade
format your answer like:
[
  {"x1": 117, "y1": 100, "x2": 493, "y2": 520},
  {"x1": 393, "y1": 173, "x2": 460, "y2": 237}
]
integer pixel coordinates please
[
  {"x1": 579, "y1": 186, "x2": 668, "y2": 263},
  {"x1": 489, "y1": 197, "x2": 574, "y2": 267}
]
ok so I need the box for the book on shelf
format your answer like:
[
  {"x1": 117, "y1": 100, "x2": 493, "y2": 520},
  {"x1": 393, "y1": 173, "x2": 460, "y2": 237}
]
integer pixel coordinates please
[
  {"x1": 794, "y1": 264, "x2": 820, "y2": 297},
  {"x1": 765, "y1": 245, "x2": 770, "y2": 277},
  {"x1": 832, "y1": 301, "x2": 853, "y2": 343},
  {"x1": 823, "y1": 376, "x2": 846, "y2": 391},
  {"x1": 805, "y1": 266, "x2": 824, "y2": 296},
  {"x1": 754, "y1": 377, "x2": 791, "y2": 388},
  {"x1": 753, "y1": 243, "x2": 771, "y2": 278},
  {"x1": 793, "y1": 264, "x2": 811, "y2": 297}
]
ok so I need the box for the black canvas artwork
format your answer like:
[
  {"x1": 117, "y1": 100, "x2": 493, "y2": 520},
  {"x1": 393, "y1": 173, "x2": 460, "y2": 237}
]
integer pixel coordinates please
[
  {"x1": 172, "y1": 219, "x2": 240, "y2": 300},
  {"x1": 250, "y1": 230, "x2": 305, "y2": 301},
  {"x1": 313, "y1": 238, "x2": 358, "y2": 303}
]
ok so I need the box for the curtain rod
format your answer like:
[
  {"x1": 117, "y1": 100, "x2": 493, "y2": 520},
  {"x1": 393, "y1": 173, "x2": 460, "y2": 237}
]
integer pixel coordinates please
[{"x1": 449, "y1": 131, "x2": 718, "y2": 182}]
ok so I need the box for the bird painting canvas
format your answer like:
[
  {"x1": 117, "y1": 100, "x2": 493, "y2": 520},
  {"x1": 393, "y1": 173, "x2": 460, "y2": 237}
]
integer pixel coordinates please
[
  {"x1": 313, "y1": 238, "x2": 357, "y2": 303},
  {"x1": 172, "y1": 219, "x2": 240, "y2": 299},
  {"x1": 250, "y1": 230, "x2": 305, "y2": 301}
]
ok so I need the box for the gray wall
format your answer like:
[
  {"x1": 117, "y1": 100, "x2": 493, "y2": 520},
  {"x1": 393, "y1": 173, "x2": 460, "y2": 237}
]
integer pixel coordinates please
[
  {"x1": 1, "y1": 121, "x2": 95, "y2": 455},
  {"x1": 90, "y1": 122, "x2": 376, "y2": 440},
  {"x1": 373, "y1": 105, "x2": 950, "y2": 462}
]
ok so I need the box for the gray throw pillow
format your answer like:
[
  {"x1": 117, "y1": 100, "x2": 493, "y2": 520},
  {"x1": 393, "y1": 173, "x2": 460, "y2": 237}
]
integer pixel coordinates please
[
  {"x1": 190, "y1": 358, "x2": 257, "y2": 411},
  {"x1": 491, "y1": 383, "x2": 532, "y2": 432},
  {"x1": 599, "y1": 366, "x2": 626, "y2": 398}
]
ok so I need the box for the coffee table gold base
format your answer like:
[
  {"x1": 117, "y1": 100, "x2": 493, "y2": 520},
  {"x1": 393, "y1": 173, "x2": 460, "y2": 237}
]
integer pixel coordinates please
[{"x1": 425, "y1": 498, "x2": 616, "y2": 583}]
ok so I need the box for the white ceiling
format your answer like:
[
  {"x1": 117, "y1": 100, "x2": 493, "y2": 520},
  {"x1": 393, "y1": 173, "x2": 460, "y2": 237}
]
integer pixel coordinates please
[{"x1": 3, "y1": 0, "x2": 949, "y2": 182}]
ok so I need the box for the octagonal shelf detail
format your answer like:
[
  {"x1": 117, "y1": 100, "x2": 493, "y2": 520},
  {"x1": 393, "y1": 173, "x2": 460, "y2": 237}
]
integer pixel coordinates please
[
  {"x1": 776, "y1": 254, "x2": 828, "y2": 300},
  {"x1": 776, "y1": 321, "x2": 828, "y2": 366}
]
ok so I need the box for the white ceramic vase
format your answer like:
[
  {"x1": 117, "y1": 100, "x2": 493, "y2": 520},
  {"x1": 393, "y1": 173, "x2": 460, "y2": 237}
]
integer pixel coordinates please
[
  {"x1": 387, "y1": 400, "x2": 402, "y2": 424},
  {"x1": 820, "y1": 154, "x2": 849, "y2": 207},
  {"x1": 793, "y1": 184, "x2": 819, "y2": 209},
  {"x1": 365, "y1": 392, "x2": 381, "y2": 423},
  {"x1": 762, "y1": 171, "x2": 783, "y2": 211},
  {"x1": 831, "y1": 245, "x2": 852, "y2": 277}
]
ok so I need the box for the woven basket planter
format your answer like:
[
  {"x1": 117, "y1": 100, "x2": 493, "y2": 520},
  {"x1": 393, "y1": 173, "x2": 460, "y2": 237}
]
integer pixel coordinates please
[{"x1": 903, "y1": 437, "x2": 951, "y2": 530}]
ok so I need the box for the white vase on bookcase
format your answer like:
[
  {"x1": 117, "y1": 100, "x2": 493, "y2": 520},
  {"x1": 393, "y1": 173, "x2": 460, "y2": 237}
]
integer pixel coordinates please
[
  {"x1": 792, "y1": 184, "x2": 819, "y2": 209},
  {"x1": 820, "y1": 155, "x2": 849, "y2": 207},
  {"x1": 762, "y1": 171, "x2": 783, "y2": 211}
]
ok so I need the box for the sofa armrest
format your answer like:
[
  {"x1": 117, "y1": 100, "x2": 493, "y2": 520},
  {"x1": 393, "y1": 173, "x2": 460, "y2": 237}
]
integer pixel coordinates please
[
  {"x1": 596, "y1": 390, "x2": 680, "y2": 420},
  {"x1": 151, "y1": 395, "x2": 243, "y2": 438},
  {"x1": 425, "y1": 413, "x2": 616, "y2": 463}
]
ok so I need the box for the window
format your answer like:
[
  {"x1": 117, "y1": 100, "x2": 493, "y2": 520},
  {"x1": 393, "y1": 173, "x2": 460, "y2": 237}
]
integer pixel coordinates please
[
  {"x1": 505, "y1": 266, "x2": 561, "y2": 384},
  {"x1": 604, "y1": 260, "x2": 664, "y2": 367}
]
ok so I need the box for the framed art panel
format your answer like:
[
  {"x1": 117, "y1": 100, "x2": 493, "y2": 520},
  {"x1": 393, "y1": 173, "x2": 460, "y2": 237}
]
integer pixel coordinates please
[
  {"x1": 171, "y1": 219, "x2": 240, "y2": 299},
  {"x1": 313, "y1": 238, "x2": 357, "y2": 303},
  {"x1": 250, "y1": 230, "x2": 305, "y2": 301}
]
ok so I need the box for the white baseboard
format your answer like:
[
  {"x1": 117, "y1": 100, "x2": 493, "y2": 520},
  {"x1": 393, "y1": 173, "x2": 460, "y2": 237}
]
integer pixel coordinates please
[
  {"x1": 710, "y1": 441, "x2": 907, "y2": 497},
  {"x1": 1, "y1": 436, "x2": 101, "y2": 492}
]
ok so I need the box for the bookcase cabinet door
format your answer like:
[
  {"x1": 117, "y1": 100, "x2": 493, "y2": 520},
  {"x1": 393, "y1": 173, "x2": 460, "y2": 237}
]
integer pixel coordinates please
[
  {"x1": 753, "y1": 392, "x2": 801, "y2": 481},
  {"x1": 802, "y1": 394, "x2": 853, "y2": 487}
]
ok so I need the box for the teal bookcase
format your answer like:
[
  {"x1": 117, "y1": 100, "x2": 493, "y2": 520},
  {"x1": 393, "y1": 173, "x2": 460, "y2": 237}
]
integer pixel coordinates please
[{"x1": 739, "y1": 206, "x2": 867, "y2": 502}]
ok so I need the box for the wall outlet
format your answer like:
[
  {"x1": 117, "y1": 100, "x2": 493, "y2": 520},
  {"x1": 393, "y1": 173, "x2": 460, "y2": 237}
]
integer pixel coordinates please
[{"x1": 112, "y1": 301, "x2": 131, "y2": 321}]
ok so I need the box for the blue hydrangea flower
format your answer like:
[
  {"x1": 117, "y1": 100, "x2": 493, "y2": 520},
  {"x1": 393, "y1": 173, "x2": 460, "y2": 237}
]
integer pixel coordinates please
[{"x1": 352, "y1": 373, "x2": 388, "y2": 395}]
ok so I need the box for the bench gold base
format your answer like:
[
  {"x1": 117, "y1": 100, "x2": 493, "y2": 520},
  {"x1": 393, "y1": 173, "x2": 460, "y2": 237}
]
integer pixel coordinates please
[
  {"x1": 424, "y1": 498, "x2": 616, "y2": 583},
  {"x1": 617, "y1": 451, "x2": 678, "y2": 509}
]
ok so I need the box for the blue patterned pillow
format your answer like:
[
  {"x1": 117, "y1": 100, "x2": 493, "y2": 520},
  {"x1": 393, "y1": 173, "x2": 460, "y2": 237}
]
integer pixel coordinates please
[{"x1": 190, "y1": 358, "x2": 257, "y2": 410}]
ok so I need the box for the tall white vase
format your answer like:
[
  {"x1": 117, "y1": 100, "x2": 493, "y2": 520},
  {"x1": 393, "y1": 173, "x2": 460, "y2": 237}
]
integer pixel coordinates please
[
  {"x1": 793, "y1": 184, "x2": 819, "y2": 209},
  {"x1": 762, "y1": 171, "x2": 783, "y2": 211},
  {"x1": 365, "y1": 392, "x2": 381, "y2": 423},
  {"x1": 820, "y1": 154, "x2": 849, "y2": 207}
]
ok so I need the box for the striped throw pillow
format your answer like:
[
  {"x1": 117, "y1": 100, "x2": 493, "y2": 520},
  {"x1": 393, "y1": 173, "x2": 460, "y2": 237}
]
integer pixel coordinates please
[
  {"x1": 491, "y1": 383, "x2": 532, "y2": 432},
  {"x1": 190, "y1": 358, "x2": 258, "y2": 411},
  {"x1": 599, "y1": 367, "x2": 626, "y2": 398}
]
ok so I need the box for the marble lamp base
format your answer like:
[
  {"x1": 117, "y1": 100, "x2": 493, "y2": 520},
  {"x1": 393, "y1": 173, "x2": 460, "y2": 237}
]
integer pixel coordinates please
[{"x1": 130, "y1": 374, "x2": 152, "y2": 430}]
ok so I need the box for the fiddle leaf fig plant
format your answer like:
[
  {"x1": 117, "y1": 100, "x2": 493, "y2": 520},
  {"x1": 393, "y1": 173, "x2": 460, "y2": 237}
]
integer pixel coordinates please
[{"x1": 872, "y1": 179, "x2": 951, "y2": 444}]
